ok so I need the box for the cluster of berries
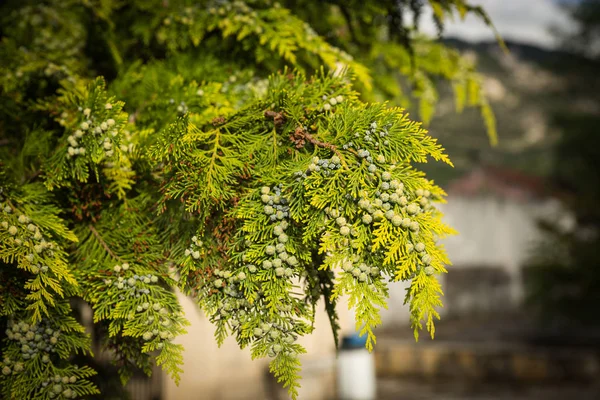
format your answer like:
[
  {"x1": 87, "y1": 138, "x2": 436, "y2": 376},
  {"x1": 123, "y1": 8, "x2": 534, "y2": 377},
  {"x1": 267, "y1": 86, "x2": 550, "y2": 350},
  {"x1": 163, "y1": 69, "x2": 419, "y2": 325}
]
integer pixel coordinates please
[
  {"x1": 69, "y1": 104, "x2": 118, "y2": 158},
  {"x1": 355, "y1": 122, "x2": 391, "y2": 149},
  {"x1": 1, "y1": 209, "x2": 57, "y2": 272},
  {"x1": 322, "y1": 94, "x2": 344, "y2": 111},
  {"x1": 208, "y1": 265, "x2": 257, "y2": 330},
  {"x1": 261, "y1": 185, "x2": 290, "y2": 222},
  {"x1": 184, "y1": 235, "x2": 203, "y2": 259},
  {"x1": 304, "y1": 155, "x2": 342, "y2": 178},
  {"x1": 40, "y1": 374, "x2": 79, "y2": 399},
  {"x1": 253, "y1": 321, "x2": 298, "y2": 358},
  {"x1": 105, "y1": 263, "x2": 157, "y2": 300},
  {"x1": 358, "y1": 173, "x2": 421, "y2": 233},
  {"x1": 407, "y1": 242, "x2": 435, "y2": 276},
  {"x1": 4, "y1": 320, "x2": 60, "y2": 362},
  {"x1": 324, "y1": 207, "x2": 356, "y2": 237},
  {"x1": 260, "y1": 186, "x2": 298, "y2": 279},
  {"x1": 140, "y1": 302, "x2": 177, "y2": 348},
  {"x1": 341, "y1": 258, "x2": 380, "y2": 283}
]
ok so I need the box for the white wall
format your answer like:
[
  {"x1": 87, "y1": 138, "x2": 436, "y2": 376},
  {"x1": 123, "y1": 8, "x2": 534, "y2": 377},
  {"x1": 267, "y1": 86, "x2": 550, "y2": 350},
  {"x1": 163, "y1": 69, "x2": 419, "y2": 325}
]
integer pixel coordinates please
[
  {"x1": 380, "y1": 195, "x2": 563, "y2": 327},
  {"x1": 164, "y1": 291, "x2": 352, "y2": 400}
]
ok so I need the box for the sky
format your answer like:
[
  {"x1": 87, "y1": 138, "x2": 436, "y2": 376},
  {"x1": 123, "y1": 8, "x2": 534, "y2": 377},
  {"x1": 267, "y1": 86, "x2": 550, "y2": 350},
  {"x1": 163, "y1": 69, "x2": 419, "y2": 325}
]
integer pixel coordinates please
[{"x1": 419, "y1": 0, "x2": 577, "y2": 49}]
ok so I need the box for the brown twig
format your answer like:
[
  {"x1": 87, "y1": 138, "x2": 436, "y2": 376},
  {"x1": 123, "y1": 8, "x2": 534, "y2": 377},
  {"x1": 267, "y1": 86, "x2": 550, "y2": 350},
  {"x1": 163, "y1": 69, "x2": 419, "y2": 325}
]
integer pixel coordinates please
[
  {"x1": 211, "y1": 116, "x2": 226, "y2": 126},
  {"x1": 296, "y1": 126, "x2": 360, "y2": 155},
  {"x1": 291, "y1": 126, "x2": 338, "y2": 154},
  {"x1": 264, "y1": 110, "x2": 286, "y2": 128},
  {"x1": 89, "y1": 224, "x2": 121, "y2": 261}
]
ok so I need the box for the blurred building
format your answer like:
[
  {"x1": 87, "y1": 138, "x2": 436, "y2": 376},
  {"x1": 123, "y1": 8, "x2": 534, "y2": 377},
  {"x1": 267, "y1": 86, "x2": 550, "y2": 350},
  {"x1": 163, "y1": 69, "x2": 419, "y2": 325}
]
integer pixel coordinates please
[{"x1": 382, "y1": 166, "x2": 568, "y2": 328}]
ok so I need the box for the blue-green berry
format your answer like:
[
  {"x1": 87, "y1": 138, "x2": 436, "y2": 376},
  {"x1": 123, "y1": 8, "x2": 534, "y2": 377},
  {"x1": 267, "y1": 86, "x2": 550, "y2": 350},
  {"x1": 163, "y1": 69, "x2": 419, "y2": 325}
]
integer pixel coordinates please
[
  {"x1": 372, "y1": 210, "x2": 384, "y2": 221},
  {"x1": 261, "y1": 323, "x2": 271, "y2": 332},
  {"x1": 407, "y1": 204, "x2": 419, "y2": 215},
  {"x1": 409, "y1": 221, "x2": 419, "y2": 232},
  {"x1": 358, "y1": 199, "x2": 370, "y2": 209},
  {"x1": 342, "y1": 261, "x2": 353, "y2": 272},
  {"x1": 287, "y1": 256, "x2": 298, "y2": 266}
]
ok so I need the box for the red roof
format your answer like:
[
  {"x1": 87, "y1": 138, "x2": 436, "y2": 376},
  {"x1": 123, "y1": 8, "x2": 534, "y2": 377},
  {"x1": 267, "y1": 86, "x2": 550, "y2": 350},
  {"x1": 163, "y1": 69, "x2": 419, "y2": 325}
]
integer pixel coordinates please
[{"x1": 446, "y1": 166, "x2": 549, "y2": 201}]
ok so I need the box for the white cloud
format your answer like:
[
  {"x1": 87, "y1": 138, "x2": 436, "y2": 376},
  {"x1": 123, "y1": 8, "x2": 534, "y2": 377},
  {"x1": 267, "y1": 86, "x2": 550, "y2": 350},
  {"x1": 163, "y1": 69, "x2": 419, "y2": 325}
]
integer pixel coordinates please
[{"x1": 419, "y1": 0, "x2": 576, "y2": 48}]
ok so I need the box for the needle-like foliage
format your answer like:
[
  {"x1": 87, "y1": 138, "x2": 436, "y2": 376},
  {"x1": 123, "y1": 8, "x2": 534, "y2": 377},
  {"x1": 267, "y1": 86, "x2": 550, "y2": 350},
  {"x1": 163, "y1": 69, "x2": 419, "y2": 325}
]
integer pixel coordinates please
[{"x1": 0, "y1": 0, "x2": 500, "y2": 398}]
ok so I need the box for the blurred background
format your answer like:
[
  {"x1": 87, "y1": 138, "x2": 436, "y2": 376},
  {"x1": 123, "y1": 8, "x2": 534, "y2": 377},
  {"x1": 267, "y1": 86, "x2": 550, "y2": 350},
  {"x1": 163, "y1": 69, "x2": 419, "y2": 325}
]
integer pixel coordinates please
[{"x1": 99, "y1": 0, "x2": 600, "y2": 398}]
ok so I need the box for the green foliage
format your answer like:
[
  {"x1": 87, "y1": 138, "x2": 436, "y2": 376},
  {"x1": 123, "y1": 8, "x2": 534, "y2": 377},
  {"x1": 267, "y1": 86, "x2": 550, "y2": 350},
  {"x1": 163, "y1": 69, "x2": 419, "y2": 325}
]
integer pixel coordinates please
[
  {"x1": 283, "y1": 0, "x2": 501, "y2": 145},
  {"x1": 0, "y1": 0, "x2": 500, "y2": 398}
]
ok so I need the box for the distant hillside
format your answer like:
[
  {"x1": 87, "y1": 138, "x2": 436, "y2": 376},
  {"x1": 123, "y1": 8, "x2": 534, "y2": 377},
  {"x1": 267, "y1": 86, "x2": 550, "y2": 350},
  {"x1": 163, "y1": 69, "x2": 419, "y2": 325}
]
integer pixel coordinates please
[{"x1": 420, "y1": 38, "x2": 600, "y2": 187}]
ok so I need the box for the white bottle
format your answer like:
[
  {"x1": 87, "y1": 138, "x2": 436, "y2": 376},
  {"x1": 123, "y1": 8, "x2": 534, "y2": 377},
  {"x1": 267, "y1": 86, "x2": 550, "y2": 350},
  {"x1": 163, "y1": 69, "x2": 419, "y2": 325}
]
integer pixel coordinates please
[{"x1": 337, "y1": 334, "x2": 376, "y2": 400}]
